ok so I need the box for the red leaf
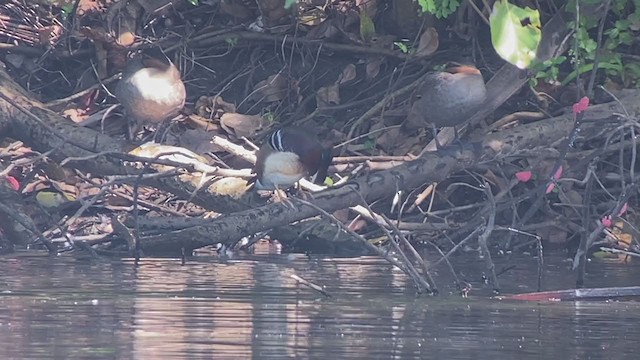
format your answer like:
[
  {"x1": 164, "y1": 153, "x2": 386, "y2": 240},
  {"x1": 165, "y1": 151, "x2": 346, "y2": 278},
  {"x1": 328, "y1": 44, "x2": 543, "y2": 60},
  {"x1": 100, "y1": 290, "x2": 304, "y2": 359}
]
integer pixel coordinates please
[
  {"x1": 545, "y1": 182, "x2": 555, "y2": 194},
  {"x1": 545, "y1": 166, "x2": 563, "y2": 194},
  {"x1": 617, "y1": 203, "x2": 628, "y2": 217},
  {"x1": 552, "y1": 165, "x2": 563, "y2": 180},
  {"x1": 515, "y1": 171, "x2": 533, "y2": 182},
  {"x1": 5, "y1": 176, "x2": 19, "y2": 191},
  {"x1": 572, "y1": 96, "x2": 589, "y2": 115}
]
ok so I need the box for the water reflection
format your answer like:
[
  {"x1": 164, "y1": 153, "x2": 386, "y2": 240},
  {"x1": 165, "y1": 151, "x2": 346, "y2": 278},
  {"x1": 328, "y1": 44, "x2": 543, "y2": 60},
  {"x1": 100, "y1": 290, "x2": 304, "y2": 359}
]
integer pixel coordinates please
[{"x1": 0, "y1": 253, "x2": 638, "y2": 359}]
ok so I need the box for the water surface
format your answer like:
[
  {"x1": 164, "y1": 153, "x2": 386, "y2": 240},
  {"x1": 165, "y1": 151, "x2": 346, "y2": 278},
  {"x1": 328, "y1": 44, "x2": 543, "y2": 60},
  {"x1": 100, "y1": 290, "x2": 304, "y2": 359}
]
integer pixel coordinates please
[{"x1": 0, "y1": 252, "x2": 638, "y2": 359}]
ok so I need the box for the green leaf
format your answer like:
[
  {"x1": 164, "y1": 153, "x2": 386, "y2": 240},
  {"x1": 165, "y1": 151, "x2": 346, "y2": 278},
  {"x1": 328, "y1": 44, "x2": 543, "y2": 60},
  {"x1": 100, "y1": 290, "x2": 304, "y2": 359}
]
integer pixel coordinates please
[
  {"x1": 489, "y1": 0, "x2": 542, "y2": 69},
  {"x1": 417, "y1": 0, "x2": 460, "y2": 18},
  {"x1": 284, "y1": 0, "x2": 296, "y2": 9},
  {"x1": 360, "y1": 11, "x2": 376, "y2": 42},
  {"x1": 394, "y1": 42, "x2": 409, "y2": 53}
]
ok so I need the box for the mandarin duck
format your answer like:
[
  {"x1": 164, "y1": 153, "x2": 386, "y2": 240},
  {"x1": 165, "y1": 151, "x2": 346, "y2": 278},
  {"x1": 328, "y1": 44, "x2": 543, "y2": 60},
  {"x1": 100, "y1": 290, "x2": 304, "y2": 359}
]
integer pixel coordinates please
[
  {"x1": 115, "y1": 47, "x2": 186, "y2": 140},
  {"x1": 402, "y1": 63, "x2": 487, "y2": 148},
  {"x1": 252, "y1": 127, "x2": 332, "y2": 191}
]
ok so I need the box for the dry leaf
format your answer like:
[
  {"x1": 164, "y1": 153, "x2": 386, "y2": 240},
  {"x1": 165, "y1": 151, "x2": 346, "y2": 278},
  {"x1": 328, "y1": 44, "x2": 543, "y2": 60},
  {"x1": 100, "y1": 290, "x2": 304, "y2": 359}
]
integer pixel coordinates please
[
  {"x1": 253, "y1": 74, "x2": 290, "y2": 103},
  {"x1": 63, "y1": 108, "x2": 88, "y2": 123},
  {"x1": 297, "y1": 5, "x2": 328, "y2": 27},
  {"x1": 415, "y1": 27, "x2": 439, "y2": 57},
  {"x1": 106, "y1": 0, "x2": 141, "y2": 47},
  {"x1": 195, "y1": 95, "x2": 237, "y2": 118},
  {"x1": 208, "y1": 177, "x2": 249, "y2": 198},
  {"x1": 49, "y1": 180, "x2": 79, "y2": 201},
  {"x1": 482, "y1": 169, "x2": 508, "y2": 192},
  {"x1": 316, "y1": 83, "x2": 340, "y2": 107},
  {"x1": 366, "y1": 56, "x2": 383, "y2": 79},
  {"x1": 220, "y1": 113, "x2": 264, "y2": 138},
  {"x1": 338, "y1": 64, "x2": 357, "y2": 84},
  {"x1": 129, "y1": 142, "x2": 209, "y2": 172}
]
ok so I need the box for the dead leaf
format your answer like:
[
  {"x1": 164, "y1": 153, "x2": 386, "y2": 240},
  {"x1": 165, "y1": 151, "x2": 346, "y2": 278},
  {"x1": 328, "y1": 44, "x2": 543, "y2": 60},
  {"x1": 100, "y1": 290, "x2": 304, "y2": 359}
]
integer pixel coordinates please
[
  {"x1": 366, "y1": 56, "x2": 383, "y2": 79},
  {"x1": 77, "y1": 181, "x2": 102, "y2": 199},
  {"x1": 415, "y1": 27, "x2": 439, "y2": 57},
  {"x1": 38, "y1": 24, "x2": 64, "y2": 48},
  {"x1": 208, "y1": 177, "x2": 249, "y2": 198},
  {"x1": 482, "y1": 169, "x2": 508, "y2": 192},
  {"x1": 49, "y1": 180, "x2": 79, "y2": 201},
  {"x1": 316, "y1": 83, "x2": 340, "y2": 107},
  {"x1": 129, "y1": 143, "x2": 209, "y2": 172},
  {"x1": 375, "y1": 126, "x2": 420, "y2": 155},
  {"x1": 106, "y1": 0, "x2": 141, "y2": 47},
  {"x1": 195, "y1": 95, "x2": 237, "y2": 118},
  {"x1": 253, "y1": 74, "x2": 290, "y2": 103},
  {"x1": 63, "y1": 108, "x2": 88, "y2": 123},
  {"x1": 22, "y1": 178, "x2": 48, "y2": 194},
  {"x1": 338, "y1": 64, "x2": 357, "y2": 84},
  {"x1": 297, "y1": 5, "x2": 328, "y2": 27},
  {"x1": 43, "y1": 161, "x2": 68, "y2": 182},
  {"x1": 220, "y1": 113, "x2": 264, "y2": 138},
  {"x1": 347, "y1": 219, "x2": 367, "y2": 232}
]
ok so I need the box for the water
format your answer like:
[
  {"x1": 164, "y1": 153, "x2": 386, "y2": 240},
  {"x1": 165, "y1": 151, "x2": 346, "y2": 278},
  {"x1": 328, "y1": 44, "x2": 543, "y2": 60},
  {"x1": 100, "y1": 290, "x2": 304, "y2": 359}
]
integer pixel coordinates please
[{"x1": 0, "y1": 252, "x2": 638, "y2": 359}]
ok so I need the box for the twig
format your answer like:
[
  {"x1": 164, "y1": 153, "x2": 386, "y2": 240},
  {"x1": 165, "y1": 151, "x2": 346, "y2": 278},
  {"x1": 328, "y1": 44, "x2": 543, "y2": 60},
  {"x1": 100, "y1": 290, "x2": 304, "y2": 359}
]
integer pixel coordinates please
[
  {"x1": 185, "y1": 31, "x2": 418, "y2": 62},
  {"x1": 345, "y1": 74, "x2": 427, "y2": 142},
  {"x1": 44, "y1": 73, "x2": 121, "y2": 108},
  {"x1": 291, "y1": 197, "x2": 429, "y2": 293},
  {"x1": 290, "y1": 274, "x2": 332, "y2": 298},
  {"x1": 476, "y1": 181, "x2": 499, "y2": 292},
  {"x1": 354, "y1": 192, "x2": 435, "y2": 293},
  {"x1": 598, "y1": 247, "x2": 640, "y2": 258}
]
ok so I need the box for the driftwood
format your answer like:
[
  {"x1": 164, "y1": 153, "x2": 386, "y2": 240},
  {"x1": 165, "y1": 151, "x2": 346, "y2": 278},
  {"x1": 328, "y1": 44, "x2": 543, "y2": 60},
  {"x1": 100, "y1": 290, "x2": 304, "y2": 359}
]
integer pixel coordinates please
[{"x1": 139, "y1": 90, "x2": 639, "y2": 254}]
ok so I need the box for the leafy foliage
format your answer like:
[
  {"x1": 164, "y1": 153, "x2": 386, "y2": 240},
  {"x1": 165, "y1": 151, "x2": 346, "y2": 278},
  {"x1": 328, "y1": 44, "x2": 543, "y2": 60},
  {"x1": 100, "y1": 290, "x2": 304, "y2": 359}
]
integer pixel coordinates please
[
  {"x1": 417, "y1": 0, "x2": 461, "y2": 19},
  {"x1": 563, "y1": 0, "x2": 640, "y2": 87}
]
